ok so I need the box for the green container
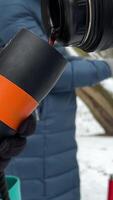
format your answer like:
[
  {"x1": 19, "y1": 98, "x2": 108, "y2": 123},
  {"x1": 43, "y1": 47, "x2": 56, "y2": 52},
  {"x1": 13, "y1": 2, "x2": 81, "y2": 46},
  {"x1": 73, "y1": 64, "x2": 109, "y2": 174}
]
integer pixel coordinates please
[{"x1": 0, "y1": 176, "x2": 22, "y2": 200}]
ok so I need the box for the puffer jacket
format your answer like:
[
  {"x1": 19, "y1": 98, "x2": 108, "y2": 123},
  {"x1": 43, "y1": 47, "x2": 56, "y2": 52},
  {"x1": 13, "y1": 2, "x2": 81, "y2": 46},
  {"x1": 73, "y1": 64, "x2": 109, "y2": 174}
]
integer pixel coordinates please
[{"x1": 0, "y1": 0, "x2": 111, "y2": 200}]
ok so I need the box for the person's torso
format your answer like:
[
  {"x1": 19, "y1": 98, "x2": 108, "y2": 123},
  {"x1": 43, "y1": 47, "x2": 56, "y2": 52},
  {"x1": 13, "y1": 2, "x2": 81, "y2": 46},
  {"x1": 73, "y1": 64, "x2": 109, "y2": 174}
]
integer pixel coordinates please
[
  {"x1": 1, "y1": 1, "x2": 80, "y2": 199},
  {"x1": 6, "y1": 92, "x2": 80, "y2": 200}
]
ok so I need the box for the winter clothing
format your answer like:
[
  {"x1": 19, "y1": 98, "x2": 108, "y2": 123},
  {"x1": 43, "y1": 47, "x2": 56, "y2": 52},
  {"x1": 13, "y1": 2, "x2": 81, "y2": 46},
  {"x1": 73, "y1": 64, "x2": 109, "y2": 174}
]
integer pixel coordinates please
[
  {"x1": 104, "y1": 59, "x2": 113, "y2": 75},
  {"x1": 0, "y1": 112, "x2": 37, "y2": 172},
  {"x1": 0, "y1": 0, "x2": 112, "y2": 200},
  {"x1": 0, "y1": 137, "x2": 26, "y2": 172}
]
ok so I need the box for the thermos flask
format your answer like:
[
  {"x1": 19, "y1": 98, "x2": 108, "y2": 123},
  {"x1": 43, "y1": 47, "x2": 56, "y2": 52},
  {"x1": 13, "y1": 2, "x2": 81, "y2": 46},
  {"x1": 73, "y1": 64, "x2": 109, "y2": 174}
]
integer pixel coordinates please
[{"x1": 41, "y1": 0, "x2": 113, "y2": 52}]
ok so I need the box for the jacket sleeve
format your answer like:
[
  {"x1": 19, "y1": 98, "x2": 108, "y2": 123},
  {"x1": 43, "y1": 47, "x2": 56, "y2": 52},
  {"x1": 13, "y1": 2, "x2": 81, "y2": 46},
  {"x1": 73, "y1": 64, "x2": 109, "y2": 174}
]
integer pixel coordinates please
[{"x1": 52, "y1": 46, "x2": 112, "y2": 92}]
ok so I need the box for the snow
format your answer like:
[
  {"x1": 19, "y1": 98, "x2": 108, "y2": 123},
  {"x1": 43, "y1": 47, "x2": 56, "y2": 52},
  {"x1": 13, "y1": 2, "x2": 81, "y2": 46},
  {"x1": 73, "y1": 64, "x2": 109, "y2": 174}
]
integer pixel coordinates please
[
  {"x1": 76, "y1": 97, "x2": 113, "y2": 200},
  {"x1": 101, "y1": 78, "x2": 113, "y2": 94},
  {"x1": 77, "y1": 136, "x2": 113, "y2": 200},
  {"x1": 76, "y1": 97, "x2": 104, "y2": 136},
  {"x1": 67, "y1": 47, "x2": 113, "y2": 200}
]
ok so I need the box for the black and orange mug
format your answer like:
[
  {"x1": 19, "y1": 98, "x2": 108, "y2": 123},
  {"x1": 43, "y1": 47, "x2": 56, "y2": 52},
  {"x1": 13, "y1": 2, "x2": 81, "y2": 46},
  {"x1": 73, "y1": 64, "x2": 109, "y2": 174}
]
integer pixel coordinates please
[{"x1": 0, "y1": 29, "x2": 67, "y2": 137}]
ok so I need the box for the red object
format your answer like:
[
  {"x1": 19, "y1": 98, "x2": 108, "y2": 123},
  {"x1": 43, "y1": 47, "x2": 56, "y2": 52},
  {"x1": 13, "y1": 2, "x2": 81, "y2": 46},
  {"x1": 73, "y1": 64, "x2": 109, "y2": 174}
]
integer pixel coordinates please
[
  {"x1": 48, "y1": 37, "x2": 56, "y2": 46},
  {"x1": 48, "y1": 31, "x2": 56, "y2": 46},
  {"x1": 108, "y1": 175, "x2": 113, "y2": 200}
]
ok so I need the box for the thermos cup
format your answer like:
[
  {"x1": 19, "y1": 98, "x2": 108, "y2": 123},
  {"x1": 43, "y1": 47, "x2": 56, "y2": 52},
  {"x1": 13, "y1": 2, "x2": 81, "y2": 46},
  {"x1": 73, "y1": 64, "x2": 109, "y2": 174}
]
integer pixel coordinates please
[{"x1": 0, "y1": 28, "x2": 67, "y2": 137}]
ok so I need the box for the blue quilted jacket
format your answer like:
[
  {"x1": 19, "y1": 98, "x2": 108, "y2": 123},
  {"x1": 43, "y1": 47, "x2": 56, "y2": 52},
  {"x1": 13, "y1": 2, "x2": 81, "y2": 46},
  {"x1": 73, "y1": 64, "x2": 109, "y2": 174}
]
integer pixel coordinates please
[{"x1": 0, "y1": 1, "x2": 111, "y2": 200}]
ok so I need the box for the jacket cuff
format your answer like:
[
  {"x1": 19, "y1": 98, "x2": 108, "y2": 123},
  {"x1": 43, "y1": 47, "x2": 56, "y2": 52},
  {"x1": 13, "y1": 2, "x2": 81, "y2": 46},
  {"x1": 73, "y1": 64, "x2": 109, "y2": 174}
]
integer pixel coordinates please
[
  {"x1": 104, "y1": 59, "x2": 113, "y2": 76},
  {"x1": 51, "y1": 63, "x2": 73, "y2": 93}
]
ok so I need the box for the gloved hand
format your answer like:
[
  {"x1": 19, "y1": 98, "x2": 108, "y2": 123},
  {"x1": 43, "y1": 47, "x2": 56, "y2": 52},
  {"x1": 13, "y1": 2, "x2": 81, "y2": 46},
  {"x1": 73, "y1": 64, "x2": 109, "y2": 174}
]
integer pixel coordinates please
[{"x1": 0, "y1": 111, "x2": 37, "y2": 172}]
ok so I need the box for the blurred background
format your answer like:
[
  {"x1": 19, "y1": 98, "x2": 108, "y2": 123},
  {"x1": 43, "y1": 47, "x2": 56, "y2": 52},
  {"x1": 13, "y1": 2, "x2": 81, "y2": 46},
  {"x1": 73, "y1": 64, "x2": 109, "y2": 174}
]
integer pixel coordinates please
[{"x1": 69, "y1": 47, "x2": 113, "y2": 200}]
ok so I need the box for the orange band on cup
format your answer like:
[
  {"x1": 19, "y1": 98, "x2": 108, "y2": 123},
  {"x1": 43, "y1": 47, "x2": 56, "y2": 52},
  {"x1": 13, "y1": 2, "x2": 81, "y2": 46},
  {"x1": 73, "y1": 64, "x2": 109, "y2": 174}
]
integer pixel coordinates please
[{"x1": 0, "y1": 75, "x2": 38, "y2": 131}]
